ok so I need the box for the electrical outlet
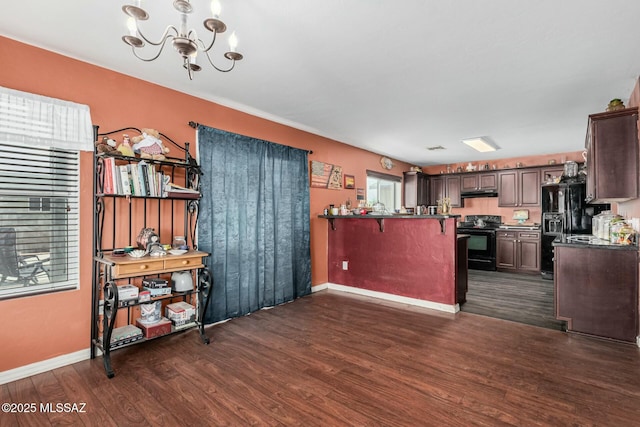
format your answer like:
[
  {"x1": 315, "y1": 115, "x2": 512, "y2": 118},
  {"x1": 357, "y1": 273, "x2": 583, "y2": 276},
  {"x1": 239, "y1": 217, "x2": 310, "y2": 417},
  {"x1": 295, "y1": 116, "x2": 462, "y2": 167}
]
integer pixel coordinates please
[{"x1": 342, "y1": 261, "x2": 349, "y2": 270}]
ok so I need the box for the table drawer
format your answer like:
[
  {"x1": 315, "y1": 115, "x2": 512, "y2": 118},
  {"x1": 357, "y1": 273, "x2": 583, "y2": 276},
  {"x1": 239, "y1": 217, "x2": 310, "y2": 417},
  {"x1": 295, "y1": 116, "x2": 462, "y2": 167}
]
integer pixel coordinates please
[
  {"x1": 114, "y1": 260, "x2": 165, "y2": 277},
  {"x1": 165, "y1": 256, "x2": 204, "y2": 270}
]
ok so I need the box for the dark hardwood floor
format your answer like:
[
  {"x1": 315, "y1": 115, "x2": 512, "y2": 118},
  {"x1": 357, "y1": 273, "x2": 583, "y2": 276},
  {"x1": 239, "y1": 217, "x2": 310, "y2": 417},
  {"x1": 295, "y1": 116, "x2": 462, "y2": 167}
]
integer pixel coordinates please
[
  {"x1": 462, "y1": 270, "x2": 566, "y2": 331},
  {"x1": 3, "y1": 290, "x2": 640, "y2": 426}
]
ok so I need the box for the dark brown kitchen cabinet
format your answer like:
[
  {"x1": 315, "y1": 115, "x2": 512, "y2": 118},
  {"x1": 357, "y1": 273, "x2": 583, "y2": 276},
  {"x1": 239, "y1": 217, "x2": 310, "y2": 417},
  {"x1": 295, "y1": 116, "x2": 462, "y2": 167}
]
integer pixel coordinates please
[
  {"x1": 430, "y1": 175, "x2": 462, "y2": 208},
  {"x1": 403, "y1": 171, "x2": 429, "y2": 208},
  {"x1": 461, "y1": 172, "x2": 497, "y2": 192},
  {"x1": 554, "y1": 245, "x2": 638, "y2": 343},
  {"x1": 498, "y1": 169, "x2": 540, "y2": 207},
  {"x1": 540, "y1": 166, "x2": 564, "y2": 184},
  {"x1": 496, "y1": 230, "x2": 540, "y2": 273},
  {"x1": 585, "y1": 107, "x2": 639, "y2": 203},
  {"x1": 446, "y1": 176, "x2": 462, "y2": 207}
]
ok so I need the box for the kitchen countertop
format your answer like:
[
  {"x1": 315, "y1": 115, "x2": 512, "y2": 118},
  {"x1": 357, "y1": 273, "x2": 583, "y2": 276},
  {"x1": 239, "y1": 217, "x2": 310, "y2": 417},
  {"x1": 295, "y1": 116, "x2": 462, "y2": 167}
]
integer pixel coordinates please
[
  {"x1": 497, "y1": 223, "x2": 541, "y2": 230},
  {"x1": 319, "y1": 214, "x2": 461, "y2": 219},
  {"x1": 553, "y1": 234, "x2": 639, "y2": 251}
]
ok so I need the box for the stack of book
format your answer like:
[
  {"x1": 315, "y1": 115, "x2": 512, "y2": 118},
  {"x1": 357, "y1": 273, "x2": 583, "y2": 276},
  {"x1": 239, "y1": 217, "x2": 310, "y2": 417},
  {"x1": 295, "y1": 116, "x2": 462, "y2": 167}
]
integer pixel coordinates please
[
  {"x1": 102, "y1": 158, "x2": 167, "y2": 197},
  {"x1": 163, "y1": 183, "x2": 200, "y2": 199},
  {"x1": 101, "y1": 158, "x2": 199, "y2": 199}
]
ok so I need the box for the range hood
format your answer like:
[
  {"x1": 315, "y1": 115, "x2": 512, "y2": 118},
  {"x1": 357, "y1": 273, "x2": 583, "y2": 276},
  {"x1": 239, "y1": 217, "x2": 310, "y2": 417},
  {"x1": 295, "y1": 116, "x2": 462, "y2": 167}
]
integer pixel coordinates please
[{"x1": 461, "y1": 189, "x2": 498, "y2": 198}]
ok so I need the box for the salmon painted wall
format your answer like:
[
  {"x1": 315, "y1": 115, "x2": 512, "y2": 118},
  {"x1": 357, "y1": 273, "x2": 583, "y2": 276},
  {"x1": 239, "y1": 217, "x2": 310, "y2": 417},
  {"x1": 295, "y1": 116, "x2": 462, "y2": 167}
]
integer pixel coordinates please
[
  {"x1": 0, "y1": 35, "x2": 411, "y2": 372},
  {"x1": 421, "y1": 151, "x2": 585, "y2": 224}
]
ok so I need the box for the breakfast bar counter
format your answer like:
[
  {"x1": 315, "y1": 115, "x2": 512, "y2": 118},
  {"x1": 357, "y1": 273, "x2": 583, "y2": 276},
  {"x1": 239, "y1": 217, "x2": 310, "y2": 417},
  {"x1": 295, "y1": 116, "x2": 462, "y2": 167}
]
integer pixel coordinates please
[{"x1": 321, "y1": 214, "x2": 466, "y2": 312}]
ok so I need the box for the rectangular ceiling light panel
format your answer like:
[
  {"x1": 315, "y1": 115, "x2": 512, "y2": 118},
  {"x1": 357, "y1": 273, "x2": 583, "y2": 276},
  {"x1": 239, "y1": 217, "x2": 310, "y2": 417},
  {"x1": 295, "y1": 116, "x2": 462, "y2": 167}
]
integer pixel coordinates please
[{"x1": 461, "y1": 137, "x2": 498, "y2": 152}]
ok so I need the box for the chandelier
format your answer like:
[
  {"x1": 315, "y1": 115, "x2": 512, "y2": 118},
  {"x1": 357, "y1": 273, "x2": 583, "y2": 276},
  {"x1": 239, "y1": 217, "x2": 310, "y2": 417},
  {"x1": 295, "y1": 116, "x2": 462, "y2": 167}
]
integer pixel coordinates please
[{"x1": 122, "y1": 0, "x2": 243, "y2": 80}]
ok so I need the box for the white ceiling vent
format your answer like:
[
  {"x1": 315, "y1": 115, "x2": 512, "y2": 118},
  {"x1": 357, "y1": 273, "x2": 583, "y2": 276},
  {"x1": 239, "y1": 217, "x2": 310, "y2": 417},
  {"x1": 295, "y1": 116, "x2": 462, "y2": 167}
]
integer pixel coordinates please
[{"x1": 426, "y1": 145, "x2": 446, "y2": 151}]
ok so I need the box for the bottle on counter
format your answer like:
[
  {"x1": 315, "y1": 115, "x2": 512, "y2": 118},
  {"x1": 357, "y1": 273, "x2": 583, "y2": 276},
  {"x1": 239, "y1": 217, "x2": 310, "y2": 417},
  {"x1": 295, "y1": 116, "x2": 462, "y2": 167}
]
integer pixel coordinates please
[
  {"x1": 593, "y1": 211, "x2": 617, "y2": 240},
  {"x1": 610, "y1": 219, "x2": 636, "y2": 245}
]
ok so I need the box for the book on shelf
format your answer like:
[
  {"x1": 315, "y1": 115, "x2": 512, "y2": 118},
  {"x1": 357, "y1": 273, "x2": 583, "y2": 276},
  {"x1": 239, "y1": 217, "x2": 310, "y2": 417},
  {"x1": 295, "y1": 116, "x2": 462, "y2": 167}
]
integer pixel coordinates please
[
  {"x1": 113, "y1": 162, "x2": 123, "y2": 194},
  {"x1": 147, "y1": 163, "x2": 157, "y2": 197},
  {"x1": 102, "y1": 157, "x2": 115, "y2": 194},
  {"x1": 119, "y1": 164, "x2": 132, "y2": 195},
  {"x1": 137, "y1": 161, "x2": 148, "y2": 197},
  {"x1": 163, "y1": 182, "x2": 200, "y2": 199},
  {"x1": 130, "y1": 163, "x2": 141, "y2": 196}
]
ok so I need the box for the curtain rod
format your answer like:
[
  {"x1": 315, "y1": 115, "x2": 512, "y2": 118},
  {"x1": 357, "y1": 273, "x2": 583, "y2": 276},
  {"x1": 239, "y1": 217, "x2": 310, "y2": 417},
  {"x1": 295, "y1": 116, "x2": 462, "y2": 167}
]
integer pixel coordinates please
[{"x1": 188, "y1": 121, "x2": 313, "y2": 154}]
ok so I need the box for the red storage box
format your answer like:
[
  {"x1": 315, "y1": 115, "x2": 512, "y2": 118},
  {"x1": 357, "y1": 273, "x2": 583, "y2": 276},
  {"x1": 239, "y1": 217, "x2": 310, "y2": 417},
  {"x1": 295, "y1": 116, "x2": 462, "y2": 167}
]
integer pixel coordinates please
[{"x1": 135, "y1": 317, "x2": 171, "y2": 339}]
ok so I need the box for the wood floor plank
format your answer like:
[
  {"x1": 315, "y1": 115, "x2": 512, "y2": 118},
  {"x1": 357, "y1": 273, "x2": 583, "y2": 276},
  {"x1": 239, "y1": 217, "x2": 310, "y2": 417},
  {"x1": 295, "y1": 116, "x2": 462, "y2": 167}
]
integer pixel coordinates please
[
  {"x1": 30, "y1": 371, "x2": 82, "y2": 426},
  {"x1": 73, "y1": 359, "x2": 151, "y2": 426},
  {"x1": 463, "y1": 270, "x2": 566, "y2": 330},
  {"x1": 3, "y1": 290, "x2": 640, "y2": 426},
  {"x1": 5, "y1": 378, "x2": 50, "y2": 427},
  {"x1": 51, "y1": 365, "x2": 118, "y2": 427},
  {"x1": 0, "y1": 384, "x2": 20, "y2": 427}
]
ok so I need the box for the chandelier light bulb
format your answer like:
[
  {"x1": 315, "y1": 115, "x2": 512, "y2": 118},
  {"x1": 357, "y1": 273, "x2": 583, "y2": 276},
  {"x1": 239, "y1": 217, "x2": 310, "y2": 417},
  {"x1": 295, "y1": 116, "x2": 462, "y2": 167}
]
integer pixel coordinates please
[
  {"x1": 210, "y1": 0, "x2": 222, "y2": 19},
  {"x1": 126, "y1": 17, "x2": 137, "y2": 37},
  {"x1": 228, "y1": 31, "x2": 238, "y2": 52}
]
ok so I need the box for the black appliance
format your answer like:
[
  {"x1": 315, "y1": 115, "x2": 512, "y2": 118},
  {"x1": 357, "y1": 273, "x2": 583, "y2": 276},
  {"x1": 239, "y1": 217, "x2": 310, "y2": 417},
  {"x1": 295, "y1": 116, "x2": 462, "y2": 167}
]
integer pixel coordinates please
[
  {"x1": 540, "y1": 179, "x2": 609, "y2": 280},
  {"x1": 461, "y1": 189, "x2": 498, "y2": 199},
  {"x1": 457, "y1": 215, "x2": 502, "y2": 271}
]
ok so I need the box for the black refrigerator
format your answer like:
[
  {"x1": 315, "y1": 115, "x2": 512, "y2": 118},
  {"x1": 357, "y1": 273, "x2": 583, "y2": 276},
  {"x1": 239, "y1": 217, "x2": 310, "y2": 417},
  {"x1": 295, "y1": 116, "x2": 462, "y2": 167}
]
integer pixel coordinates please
[{"x1": 540, "y1": 180, "x2": 609, "y2": 279}]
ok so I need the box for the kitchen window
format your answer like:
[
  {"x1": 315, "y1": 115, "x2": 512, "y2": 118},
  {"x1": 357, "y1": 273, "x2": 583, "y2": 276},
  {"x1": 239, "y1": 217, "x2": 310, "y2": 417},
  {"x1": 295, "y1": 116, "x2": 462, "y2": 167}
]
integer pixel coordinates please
[
  {"x1": 366, "y1": 170, "x2": 401, "y2": 212},
  {"x1": 0, "y1": 86, "x2": 92, "y2": 299}
]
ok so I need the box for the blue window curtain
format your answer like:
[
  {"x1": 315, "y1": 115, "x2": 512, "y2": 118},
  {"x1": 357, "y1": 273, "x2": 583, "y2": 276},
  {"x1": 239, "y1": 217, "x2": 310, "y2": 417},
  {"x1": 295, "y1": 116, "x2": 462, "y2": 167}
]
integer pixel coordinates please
[{"x1": 197, "y1": 125, "x2": 311, "y2": 323}]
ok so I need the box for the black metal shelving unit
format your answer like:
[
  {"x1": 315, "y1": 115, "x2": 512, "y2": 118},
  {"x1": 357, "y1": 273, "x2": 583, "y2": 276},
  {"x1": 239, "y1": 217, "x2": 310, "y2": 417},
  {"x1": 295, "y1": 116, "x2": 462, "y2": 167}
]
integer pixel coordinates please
[{"x1": 90, "y1": 126, "x2": 213, "y2": 378}]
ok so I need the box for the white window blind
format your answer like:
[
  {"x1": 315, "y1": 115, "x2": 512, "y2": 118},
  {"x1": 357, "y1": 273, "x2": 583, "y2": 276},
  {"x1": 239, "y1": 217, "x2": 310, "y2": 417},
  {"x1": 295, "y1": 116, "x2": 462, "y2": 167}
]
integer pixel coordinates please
[{"x1": 0, "y1": 87, "x2": 91, "y2": 299}]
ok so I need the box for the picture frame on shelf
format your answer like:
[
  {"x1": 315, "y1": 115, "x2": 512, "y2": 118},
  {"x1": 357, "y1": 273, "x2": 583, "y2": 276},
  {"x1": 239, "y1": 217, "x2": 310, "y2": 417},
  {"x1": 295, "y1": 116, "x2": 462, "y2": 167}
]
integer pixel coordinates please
[{"x1": 344, "y1": 174, "x2": 355, "y2": 189}]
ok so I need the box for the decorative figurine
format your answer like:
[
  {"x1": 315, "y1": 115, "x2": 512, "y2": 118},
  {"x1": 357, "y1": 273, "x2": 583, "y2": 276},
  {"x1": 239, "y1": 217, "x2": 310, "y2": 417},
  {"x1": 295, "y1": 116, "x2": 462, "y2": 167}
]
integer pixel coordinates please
[{"x1": 117, "y1": 134, "x2": 135, "y2": 157}]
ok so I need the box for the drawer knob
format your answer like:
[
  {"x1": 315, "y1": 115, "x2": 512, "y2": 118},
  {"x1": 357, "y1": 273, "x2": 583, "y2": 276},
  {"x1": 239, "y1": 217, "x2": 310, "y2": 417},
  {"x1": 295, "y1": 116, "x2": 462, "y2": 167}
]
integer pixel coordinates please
[
  {"x1": 140, "y1": 264, "x2": 147, "y2": 270},
  {"x1": 182, "y1": 260, "x2": 189, "y2": 265}
]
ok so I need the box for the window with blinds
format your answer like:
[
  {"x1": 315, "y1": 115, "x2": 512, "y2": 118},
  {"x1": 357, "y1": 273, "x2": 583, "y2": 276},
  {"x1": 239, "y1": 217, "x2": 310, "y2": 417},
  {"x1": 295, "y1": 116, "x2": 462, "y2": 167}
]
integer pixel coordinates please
[
  {"x1": 0, "y1": 142, "x2": 79, "y2": 299},
  {"x1": 366, "y1": 170, "x2": 402, "y2": 211}
]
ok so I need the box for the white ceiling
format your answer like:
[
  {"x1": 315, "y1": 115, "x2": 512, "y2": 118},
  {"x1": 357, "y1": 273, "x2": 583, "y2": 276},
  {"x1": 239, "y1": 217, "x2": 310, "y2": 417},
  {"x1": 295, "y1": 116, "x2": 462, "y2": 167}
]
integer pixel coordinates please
[{"x1": 3, "y1": 0, "x2": 640, "y2": 166}]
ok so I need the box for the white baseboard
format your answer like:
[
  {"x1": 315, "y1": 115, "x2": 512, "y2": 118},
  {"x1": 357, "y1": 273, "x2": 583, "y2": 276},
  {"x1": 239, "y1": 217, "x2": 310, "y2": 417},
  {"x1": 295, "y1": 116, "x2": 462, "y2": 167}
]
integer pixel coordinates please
[
  {"x1": 316, "y1": 282, "x2": 459, "y2": 313},
  {"x1": 311, "y1": 283, "x2": 328, "y2": 292},
  {"x1": 0, "y1": 349, "x2": 91, "y2": 385}
]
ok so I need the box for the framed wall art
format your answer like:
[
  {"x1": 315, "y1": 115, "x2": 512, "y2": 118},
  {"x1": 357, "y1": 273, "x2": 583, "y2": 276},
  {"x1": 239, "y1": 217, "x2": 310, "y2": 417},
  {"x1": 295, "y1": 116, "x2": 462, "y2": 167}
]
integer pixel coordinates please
[
  {"x1": 310, "y1": 160, "x2": 343, "y2": 189},
  {"x1": 344, "y1": 174, "x2": 355, "y2": 189}
]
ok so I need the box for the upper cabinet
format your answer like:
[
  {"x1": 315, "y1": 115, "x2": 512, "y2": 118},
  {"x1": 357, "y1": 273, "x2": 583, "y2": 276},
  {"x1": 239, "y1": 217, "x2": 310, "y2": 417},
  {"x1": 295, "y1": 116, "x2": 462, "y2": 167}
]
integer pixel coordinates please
[
  {"x1": 540, "y1": 166, "x2": 564, "y2": 184},
  {"x1": 461, "y1": 172, "x2": 497, "y2": 192},
  {"x1": 498, "y1": 169, "x2": 540, "y2": 207},
  {"x1": 403, "y1": 171, "x2": 429, "y2": 208},
  {"x1": 585, "y1": 107, "x2": 639, "y2": 203},
  {"x1": 430, "y1": 175, "x2": 462, "y2": 208}
]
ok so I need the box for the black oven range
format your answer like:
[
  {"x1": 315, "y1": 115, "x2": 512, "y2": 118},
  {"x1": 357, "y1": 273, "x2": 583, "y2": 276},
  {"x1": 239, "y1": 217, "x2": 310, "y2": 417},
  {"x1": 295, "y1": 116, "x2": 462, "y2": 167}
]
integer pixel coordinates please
[{"x1": 457, "y1": 215, "x2": 502, "y2": 271}]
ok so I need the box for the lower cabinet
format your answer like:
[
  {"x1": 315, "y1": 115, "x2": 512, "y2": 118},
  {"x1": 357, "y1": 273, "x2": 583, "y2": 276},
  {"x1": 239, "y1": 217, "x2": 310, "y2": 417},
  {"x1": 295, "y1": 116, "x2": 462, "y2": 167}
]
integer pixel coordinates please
[
  {"x1": 496, "y1": 230, "x2": 540, "y2": 273},
  {"x1": 554, "y1": 245, "x2": 638, "y2": 342}
]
